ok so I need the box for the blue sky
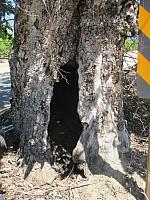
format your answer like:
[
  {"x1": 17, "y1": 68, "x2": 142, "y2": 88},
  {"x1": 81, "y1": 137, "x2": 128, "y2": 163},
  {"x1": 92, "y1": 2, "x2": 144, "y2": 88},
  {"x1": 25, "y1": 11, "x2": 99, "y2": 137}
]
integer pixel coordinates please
[
  {"x1": 6, "y1": 14, "x2": 14, "y2": 30},
  {"x1": 6, "y1": 0, "x2": 15, "y2": 30}
]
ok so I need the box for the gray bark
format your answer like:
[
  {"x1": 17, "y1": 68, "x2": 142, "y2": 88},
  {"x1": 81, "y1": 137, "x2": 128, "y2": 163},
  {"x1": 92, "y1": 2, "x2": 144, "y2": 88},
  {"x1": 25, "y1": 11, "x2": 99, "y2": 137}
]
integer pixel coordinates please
[
  {"x1": 0, "y1": 135, "x2": 7, "y2": 157},
  {"x1": 10, "y1": 0, "x2": 136, "y2": 184}
]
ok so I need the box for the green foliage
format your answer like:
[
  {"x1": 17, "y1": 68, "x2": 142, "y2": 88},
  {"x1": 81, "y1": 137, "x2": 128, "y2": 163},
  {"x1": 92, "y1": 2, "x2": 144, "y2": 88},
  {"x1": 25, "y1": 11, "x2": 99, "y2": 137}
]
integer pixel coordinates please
[
  {"x1": 124, "y1": 38, "x2": 138, "y2": 52},
  {"x1": 0, "y1": 35, "x2": 13, "y2": 58},
  {"x1": 0, "y1": 0, "x2": 14, "y2": 17},
  {"x1": 0, "y1": 0, "x2": 14, "y2": 37},
  {"x1": 0, "y1": 0, "x2": 14, "y2": 57}
]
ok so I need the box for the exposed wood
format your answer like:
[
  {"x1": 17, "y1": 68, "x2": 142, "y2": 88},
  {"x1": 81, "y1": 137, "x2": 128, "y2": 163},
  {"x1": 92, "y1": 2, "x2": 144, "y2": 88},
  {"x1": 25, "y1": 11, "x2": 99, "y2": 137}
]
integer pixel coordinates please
[{"x1": 9, "y1": 0, "x2": 137, "y2": 186}]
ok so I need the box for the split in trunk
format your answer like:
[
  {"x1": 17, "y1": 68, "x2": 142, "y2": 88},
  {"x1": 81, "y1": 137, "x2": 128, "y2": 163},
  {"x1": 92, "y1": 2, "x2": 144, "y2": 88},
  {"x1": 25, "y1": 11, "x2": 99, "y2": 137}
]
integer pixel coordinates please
[
  {"x1": 10, "y1": 0, "x2": 137, "y2": 188},
  {"x1": 48, "y1": 60, "x2": 83, "y2": 173}
]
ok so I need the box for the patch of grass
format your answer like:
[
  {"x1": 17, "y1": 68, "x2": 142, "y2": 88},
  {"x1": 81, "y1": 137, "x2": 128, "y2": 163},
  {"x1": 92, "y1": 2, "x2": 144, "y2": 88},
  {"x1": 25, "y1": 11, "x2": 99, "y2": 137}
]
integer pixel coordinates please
[
  {"x1": 0, "y1": 36, "x2": 13, "y2": 58},
  {"x1": 124, "y1": 38, "x2": 138, "y2": 52}
]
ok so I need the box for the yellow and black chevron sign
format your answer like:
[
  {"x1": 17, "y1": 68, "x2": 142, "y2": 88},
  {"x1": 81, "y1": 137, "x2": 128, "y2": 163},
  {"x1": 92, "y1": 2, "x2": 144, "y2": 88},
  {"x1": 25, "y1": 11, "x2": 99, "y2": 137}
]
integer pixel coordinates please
[{"x1": 137, "y1": 0, "x2": 150, "y2": 98}]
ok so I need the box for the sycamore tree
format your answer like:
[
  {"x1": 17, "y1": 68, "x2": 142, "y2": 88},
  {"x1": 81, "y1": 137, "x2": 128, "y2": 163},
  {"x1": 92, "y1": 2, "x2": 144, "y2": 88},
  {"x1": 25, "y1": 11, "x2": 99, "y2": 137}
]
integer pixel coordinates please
[{"x1": 10, "y1": 0, "x2": 138, "y2": 190}]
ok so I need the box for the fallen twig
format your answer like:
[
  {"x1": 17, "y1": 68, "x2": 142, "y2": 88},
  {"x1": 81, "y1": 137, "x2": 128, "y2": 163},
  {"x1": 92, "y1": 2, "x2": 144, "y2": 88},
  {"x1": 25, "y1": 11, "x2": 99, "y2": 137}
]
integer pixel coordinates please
[
  {"x1": 61, "y1": 181, "x2": 100, "y2": 191},
  {"x1": 63, "y1": 164, "x2": 75, "y2": 183}
]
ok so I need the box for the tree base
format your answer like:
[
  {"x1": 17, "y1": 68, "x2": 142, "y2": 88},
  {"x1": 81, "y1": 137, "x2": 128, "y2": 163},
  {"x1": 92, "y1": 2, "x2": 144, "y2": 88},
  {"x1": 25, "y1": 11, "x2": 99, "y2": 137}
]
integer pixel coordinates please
[{"x1": 19, "y1": 162, "x2": 57, "y2": 186}]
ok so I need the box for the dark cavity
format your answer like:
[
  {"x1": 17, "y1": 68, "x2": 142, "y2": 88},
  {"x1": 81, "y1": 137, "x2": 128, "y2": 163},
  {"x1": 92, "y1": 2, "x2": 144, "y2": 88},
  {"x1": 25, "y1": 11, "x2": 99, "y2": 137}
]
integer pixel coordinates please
[{"x1": 48, "y1": 59, "x2": 83, "y2": 174}]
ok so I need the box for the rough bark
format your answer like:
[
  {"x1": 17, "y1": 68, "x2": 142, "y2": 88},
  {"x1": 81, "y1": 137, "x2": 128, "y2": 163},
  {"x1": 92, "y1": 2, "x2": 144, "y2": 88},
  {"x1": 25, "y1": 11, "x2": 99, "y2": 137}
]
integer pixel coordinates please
[
  {"x1": 10, "y1": 0, "x2": 137, "y2": 184},
  {"x1": 0, "y1": 135, "x2": 7, "y2": 157}
]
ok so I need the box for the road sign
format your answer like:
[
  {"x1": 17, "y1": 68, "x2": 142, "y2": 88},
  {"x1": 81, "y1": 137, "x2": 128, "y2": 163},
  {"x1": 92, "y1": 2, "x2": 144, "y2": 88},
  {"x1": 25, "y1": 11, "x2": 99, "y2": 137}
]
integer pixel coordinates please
[
  {"x1": 137, "y1": 1, "x2": 150, "y2": 199},
  {"x1": 137, "y1": 0, "x2": 150, "y2": 98}
]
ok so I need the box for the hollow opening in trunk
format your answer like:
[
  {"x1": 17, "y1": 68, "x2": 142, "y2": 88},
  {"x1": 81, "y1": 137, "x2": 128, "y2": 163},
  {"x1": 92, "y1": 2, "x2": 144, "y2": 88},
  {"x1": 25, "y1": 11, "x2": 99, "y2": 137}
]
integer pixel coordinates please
[{"x1": 48, "y1": 60, "x2": 83, "y2": 172}]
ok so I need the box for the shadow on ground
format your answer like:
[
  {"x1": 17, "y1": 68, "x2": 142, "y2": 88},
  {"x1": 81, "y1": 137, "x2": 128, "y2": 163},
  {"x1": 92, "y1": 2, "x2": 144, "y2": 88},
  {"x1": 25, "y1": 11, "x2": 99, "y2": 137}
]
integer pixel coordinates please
[
  {"x1": 0, "y1": 72, "x2": 11, "y2": 108},
  {"x1": 81, "y1": 124, "x2": 146, "y2": 200},
  {"x1": 126, "y1": 148, "x2": 147, "y2": 180},
  {"x1": 123, "y1": 72, "x2": 150, "y2": 138}
]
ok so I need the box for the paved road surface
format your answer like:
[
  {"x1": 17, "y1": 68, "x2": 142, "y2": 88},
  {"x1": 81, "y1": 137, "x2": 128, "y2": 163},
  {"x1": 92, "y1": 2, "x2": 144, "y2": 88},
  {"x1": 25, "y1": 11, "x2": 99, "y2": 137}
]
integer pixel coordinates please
[
  {"x1": 0, "y1": 60, "x2": 11, "y2": 108},
  {"x1": 123, "y1": 50, "x2": 138, "y2": 70}
]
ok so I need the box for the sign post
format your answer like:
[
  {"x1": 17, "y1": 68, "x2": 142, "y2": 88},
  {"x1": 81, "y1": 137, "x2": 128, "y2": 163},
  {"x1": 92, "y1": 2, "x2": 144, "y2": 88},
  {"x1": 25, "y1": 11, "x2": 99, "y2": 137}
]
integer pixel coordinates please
[
  {"x1": 137, "y1": 0, "x2": 150, "y2": 99},
  {"x1": 146, "y1": 126, "x2": 150, "y2": 199},
  {"x1": 137, "y1": 1, "x2": 150, "y2": 199}
]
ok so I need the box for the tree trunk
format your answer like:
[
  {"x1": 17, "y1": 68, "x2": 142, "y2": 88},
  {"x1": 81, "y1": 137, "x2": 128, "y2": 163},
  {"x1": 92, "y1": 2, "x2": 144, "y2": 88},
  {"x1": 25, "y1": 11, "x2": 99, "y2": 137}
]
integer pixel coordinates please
[{"x1": 10, "y1": 0, "x2": 135, "y2": 185}]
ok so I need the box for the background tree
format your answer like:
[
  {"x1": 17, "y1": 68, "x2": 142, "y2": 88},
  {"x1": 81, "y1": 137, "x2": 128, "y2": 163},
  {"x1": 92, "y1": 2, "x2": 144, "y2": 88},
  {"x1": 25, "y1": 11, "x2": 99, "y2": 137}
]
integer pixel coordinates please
[
  {"x1": 10, "y1": 0, "x2": 138, "y2": 191},
  {"x1": 0, "y1": 0, "x2": 14, "y2": 57},
  {"x1": 0, "y1": 0, "x2": 14, "y2": 36}
]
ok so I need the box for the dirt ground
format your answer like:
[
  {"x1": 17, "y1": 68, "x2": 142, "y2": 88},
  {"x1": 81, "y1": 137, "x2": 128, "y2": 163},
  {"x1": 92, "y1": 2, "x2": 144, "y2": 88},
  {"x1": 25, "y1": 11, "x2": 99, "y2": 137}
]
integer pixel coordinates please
[
  {"x1": 0, "y1": 132, "x2": 147, "y2": 200},
  {"x1": 0, "y1": 70, "x2": 149, "y2": 200},
  {"x1": 0, "y1": 106, "x2": 148, "y2": 200}
]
